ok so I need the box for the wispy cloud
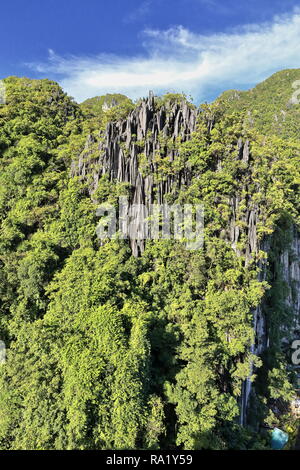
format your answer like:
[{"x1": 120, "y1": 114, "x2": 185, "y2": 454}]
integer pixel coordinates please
[
  {"x1": 27, "y1": 8, "x2": 300, "y2": 103},
  {"x1": 123, "y1": 1, "x2": 152, "y2": 24}
]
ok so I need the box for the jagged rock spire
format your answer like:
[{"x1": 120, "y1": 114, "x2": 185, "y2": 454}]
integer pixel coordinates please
[{"x1": 72, "y1": 94, "x2": 198, "y2": 255}]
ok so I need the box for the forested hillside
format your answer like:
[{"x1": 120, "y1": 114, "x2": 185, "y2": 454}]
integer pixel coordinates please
[{"x1": 0, "y1": 71, "x2": 299, "y2": 450}]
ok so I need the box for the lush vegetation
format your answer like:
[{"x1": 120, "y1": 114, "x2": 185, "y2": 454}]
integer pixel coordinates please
[
  {"x1": 0, "y1": 72, "x2": 299, "y2": 450},
  {"x1": 219, "y1": 68, "x2": 300, "y2": 140},
  {"x1": 80, "y1": 93, "x2": 134, "y2": 124}
]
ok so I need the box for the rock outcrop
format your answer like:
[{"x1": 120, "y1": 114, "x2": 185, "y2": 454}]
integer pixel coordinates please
[
  {"x1": 281, "y1": 227, "x2": 300, "y2": 335},
  {"x1": 72, "y1": 94, "x2": 198, "y2": 255},
  {"x1": 241, "y1": 229, "x2": 300, "y2": 425}
]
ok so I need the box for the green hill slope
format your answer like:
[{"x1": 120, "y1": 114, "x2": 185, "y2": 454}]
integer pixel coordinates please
[
  {"x1": 218, "y1": 68, "x2": 300, "y2": 139},
  {"x1": 0, "y1": 72, "x2": 299, "y2": 450}
]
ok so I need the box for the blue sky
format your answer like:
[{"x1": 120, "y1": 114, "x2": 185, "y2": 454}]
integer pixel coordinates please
[{"x1": 1, "y1": 0, "x2": 300, "y2": 103}]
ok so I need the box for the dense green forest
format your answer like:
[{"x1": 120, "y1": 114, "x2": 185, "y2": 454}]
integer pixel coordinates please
[{"x1": 0, "y1": 70, "x2": 299, "y2": 450}]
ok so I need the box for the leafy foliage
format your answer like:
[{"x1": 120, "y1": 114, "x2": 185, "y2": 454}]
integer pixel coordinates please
[{"x1": 0, "y1": 72, "x2": 299, "y2": 450}]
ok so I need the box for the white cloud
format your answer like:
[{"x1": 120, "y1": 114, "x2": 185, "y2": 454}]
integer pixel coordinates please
[{"x1": 27, "y1": 9, "x2": 300, "y2": 103}]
